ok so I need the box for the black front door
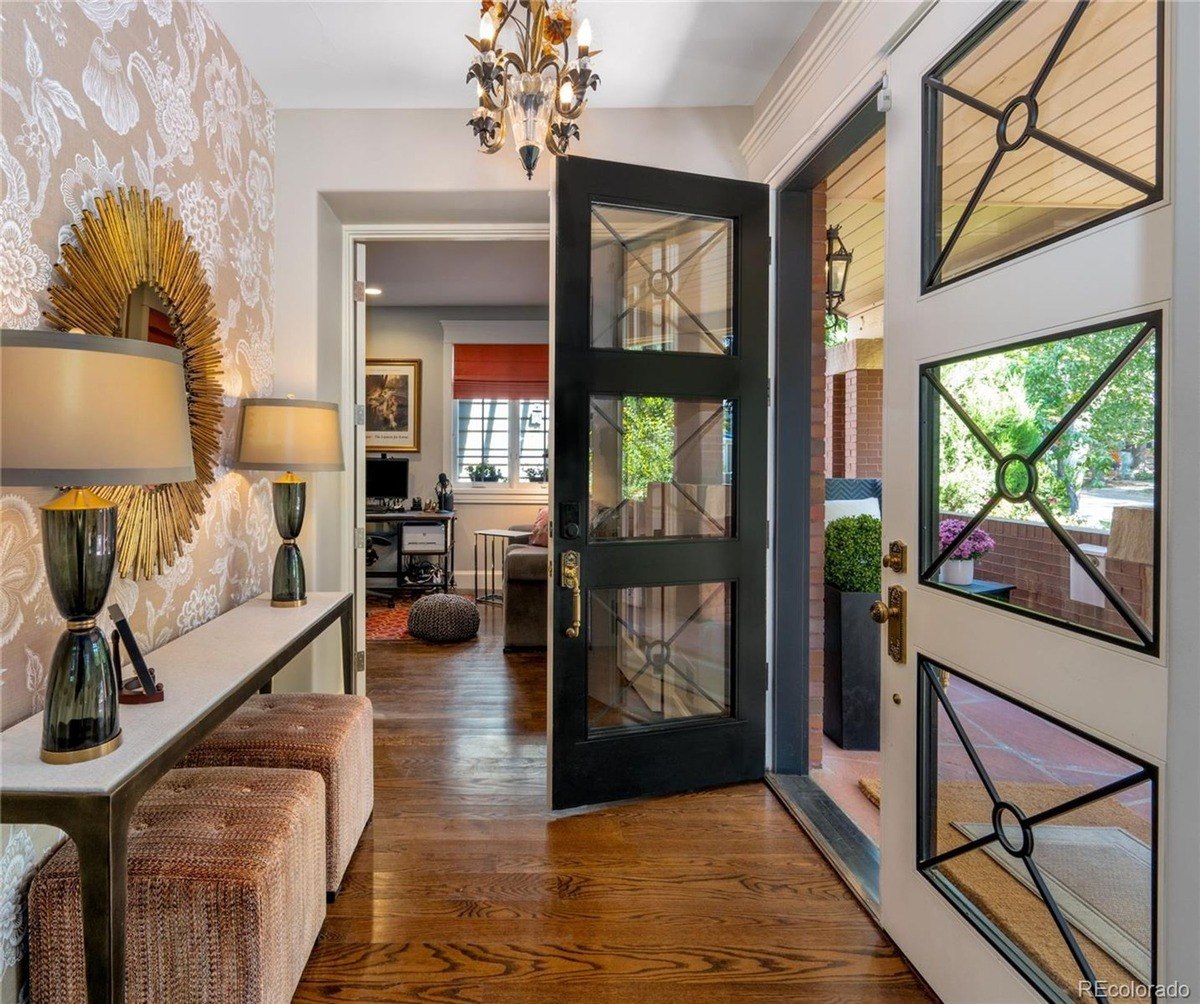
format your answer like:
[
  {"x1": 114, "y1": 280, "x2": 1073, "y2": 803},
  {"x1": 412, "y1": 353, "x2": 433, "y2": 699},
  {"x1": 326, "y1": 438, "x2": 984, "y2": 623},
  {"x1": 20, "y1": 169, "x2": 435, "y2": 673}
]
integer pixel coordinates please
[{"x1": 550, "y1": 156, "x2": 770, "y2": 809}]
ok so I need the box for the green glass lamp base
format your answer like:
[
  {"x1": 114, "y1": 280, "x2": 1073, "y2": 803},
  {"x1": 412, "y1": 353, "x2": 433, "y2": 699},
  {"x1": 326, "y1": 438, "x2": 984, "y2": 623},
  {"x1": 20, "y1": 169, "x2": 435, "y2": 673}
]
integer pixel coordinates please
[
  {"x1": 271, "y1": 541, "x2": 307, "y2": 607},
  {"x1": 39, "y1": 490, "x2": 122, "y2": 764}
]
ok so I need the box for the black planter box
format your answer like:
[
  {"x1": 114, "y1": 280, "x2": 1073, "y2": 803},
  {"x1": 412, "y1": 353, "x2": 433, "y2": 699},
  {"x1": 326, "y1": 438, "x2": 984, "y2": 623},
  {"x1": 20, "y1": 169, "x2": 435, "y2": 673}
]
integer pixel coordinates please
[{"x1": 823, "y1": 585, "x2": 881, "y2": 751}]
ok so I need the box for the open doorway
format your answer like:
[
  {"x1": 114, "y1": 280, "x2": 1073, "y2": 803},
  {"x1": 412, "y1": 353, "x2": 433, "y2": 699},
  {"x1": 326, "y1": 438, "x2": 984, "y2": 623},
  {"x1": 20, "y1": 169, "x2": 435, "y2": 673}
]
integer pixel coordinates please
[
  {"x1": 769, "y1": 90, "x2": 886, "y2": 907},
  {"x1": 357, "y1": 237, "x2": 551, "y2": 656}
]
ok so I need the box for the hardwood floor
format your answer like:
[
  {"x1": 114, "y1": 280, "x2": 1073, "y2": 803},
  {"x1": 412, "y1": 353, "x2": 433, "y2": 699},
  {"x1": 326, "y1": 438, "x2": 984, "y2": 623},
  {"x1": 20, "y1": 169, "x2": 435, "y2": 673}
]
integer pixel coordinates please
[{"x1": 295, "y1": 604, "x2": 934, "y2": 1002}]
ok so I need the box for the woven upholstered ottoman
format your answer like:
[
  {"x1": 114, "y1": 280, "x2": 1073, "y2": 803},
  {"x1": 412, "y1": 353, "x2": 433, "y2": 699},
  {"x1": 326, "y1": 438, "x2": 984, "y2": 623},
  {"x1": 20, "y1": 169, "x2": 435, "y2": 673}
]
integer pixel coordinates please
[
  {"x1": 407, "y1": 592, "x2": 480, "y2": 643},
  {"x1": 181, "y1": 693, "x2": 373, "y2": 896},
  {"x1": 29, "y1": 767, "x2": 325, "y2": 1004}
]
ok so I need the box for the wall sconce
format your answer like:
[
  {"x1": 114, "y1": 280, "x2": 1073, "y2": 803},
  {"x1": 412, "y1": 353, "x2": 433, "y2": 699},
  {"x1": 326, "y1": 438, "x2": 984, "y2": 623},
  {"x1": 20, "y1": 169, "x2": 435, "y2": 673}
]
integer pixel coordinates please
[{"x1": 826, "y1": 225, "x2": 853, "y2": 316}]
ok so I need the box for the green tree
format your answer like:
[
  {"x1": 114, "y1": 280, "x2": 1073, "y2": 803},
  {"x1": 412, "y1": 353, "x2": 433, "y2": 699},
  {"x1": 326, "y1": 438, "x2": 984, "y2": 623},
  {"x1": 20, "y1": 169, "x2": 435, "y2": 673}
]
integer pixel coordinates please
[{"x1": 621, "y1": 396, "x2": 676, "y2": 500}]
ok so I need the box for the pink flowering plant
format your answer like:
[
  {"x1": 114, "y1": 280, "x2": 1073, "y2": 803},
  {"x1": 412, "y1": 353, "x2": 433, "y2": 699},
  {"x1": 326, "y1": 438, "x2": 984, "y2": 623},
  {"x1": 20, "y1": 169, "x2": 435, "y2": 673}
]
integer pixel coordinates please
[{"x1": 938, "y1": 518, "x2": 996, "y2": 560}]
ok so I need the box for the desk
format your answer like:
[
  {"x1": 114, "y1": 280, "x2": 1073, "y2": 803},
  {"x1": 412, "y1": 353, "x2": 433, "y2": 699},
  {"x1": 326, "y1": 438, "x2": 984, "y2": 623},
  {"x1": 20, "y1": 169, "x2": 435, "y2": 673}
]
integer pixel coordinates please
[
  {"x1": 365, "y1": 510, "x2": 456, "y2": 598},
  {"x1": 0, "y1": 591, "x2": 352, "y2": 1004}
]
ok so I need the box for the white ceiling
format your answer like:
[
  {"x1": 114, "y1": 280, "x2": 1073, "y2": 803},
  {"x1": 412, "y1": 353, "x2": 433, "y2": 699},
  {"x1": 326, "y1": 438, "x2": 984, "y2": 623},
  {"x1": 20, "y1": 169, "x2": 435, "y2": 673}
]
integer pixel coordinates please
[
  {"x1": 365, "y1": 240, "x2": 548, "y2": 305},
  {"x1": 205, "y1": 1, "x2": 820, "y2": 109}
]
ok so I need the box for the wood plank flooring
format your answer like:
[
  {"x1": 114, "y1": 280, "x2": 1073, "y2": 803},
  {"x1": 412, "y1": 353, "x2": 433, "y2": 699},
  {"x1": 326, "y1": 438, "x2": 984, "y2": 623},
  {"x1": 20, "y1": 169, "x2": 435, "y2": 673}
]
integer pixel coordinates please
[{"x1": 295, "y1": 604, "x2": 934, "y2": 1002}]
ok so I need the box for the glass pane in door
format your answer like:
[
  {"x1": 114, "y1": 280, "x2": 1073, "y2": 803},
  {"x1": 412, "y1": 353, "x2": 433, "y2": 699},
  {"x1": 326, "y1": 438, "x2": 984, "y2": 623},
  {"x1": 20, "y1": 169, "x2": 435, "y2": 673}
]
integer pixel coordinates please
[
  {"x1": 920, "y1": 313, "x2": 1160, "y2": 652},
  {"x1": 590, "y1": 203, "x2": 733, "y2": 354},
  {"x1": 924, "y1": 0, "x2": 1162, "y2": 287},
  {"x1": 590, "y1": 395, "x2": 734, "y2": 540},
  {"x1": 918, "y1": 658, "x2": 1156, "y2": 1000},
  {"x1": 587, "y1": 582, "x2": 732, "y2": 735}
]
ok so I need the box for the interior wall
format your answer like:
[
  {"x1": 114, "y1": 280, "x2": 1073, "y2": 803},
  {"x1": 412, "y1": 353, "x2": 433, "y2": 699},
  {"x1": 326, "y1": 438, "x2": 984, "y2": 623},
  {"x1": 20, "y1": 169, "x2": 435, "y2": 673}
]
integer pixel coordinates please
[
  {"x1": 366, "y1": 305, "x2": 550, "y2": 582},
  {"x1": 0, "y1": 3, "x2": 276, "y2": 999}
]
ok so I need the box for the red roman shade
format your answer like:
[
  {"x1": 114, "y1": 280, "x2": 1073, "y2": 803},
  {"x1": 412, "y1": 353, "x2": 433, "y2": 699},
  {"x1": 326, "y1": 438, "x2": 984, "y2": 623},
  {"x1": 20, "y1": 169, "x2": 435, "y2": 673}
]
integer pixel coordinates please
[{"x1": 452, "y1": 343, "x2": 549, "y2": 400}]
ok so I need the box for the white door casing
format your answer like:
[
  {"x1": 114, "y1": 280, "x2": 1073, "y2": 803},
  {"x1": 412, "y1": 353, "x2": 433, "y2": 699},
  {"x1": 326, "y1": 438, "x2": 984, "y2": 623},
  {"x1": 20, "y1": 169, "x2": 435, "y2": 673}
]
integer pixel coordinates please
[
  {"x1": 353, "y1": 241, "x2": 368, "y2": 692},
  {"x1": 878, "y1": 3, "x2": 1174, "y2": 1001}
]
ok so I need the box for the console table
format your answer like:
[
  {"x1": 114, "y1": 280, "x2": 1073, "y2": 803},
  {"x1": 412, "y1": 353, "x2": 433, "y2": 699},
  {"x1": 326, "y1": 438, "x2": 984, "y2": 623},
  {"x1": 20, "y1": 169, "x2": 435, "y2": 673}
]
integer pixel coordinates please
[{"x1": 0, "y1": 591, "x2": 352, "y2": 1004}]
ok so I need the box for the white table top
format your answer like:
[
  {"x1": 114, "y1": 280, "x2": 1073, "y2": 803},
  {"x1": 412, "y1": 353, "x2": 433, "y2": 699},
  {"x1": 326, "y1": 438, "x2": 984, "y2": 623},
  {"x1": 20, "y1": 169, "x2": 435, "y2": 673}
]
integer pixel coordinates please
[{"x1": 0, "y1": 592, "x2": 349, "y2": 798}]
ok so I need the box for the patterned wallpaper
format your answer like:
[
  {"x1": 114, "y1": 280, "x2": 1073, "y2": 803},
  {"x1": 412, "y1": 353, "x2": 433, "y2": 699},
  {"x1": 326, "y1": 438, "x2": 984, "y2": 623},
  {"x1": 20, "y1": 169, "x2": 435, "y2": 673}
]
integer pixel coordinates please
[{"x1": 0, "y1": 2, "x2": 275, "y2": 996}]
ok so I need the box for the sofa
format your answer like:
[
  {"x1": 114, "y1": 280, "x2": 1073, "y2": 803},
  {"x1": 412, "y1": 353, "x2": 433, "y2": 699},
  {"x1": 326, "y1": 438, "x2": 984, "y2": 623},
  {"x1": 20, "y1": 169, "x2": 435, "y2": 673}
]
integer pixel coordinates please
[{"x1": 503, "y1": 523, "x2": 548, "y2": 650}]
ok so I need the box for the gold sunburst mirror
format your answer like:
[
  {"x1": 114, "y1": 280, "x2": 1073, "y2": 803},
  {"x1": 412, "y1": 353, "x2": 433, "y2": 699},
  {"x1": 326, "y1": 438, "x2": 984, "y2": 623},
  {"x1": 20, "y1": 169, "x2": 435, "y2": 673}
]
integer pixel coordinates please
[{"x1": 44, "y1": 188, "x2": 223, "y2": 580}]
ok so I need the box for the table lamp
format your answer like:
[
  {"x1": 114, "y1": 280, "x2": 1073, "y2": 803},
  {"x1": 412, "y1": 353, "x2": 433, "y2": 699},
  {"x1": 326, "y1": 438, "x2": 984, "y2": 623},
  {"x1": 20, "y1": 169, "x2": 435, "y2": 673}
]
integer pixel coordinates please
[
  {"x1": 0, "y1": 329, "x2": 195, "y2": 763},
  {"x1": 233, "y1": 399, "x2": 344, "y2": 607}
]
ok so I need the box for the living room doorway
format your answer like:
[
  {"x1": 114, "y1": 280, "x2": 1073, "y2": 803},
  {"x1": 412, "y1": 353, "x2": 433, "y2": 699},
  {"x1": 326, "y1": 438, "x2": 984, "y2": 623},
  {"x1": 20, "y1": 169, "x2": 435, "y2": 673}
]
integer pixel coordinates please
[{"x1": 345, "y1": 230, "x2": 552, "y2": 663}]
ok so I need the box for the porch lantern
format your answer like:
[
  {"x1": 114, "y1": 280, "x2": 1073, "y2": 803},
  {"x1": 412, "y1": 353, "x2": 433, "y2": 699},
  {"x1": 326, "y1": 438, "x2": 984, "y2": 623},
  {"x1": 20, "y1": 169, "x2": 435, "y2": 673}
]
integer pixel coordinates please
[{"x1": 825, "y1": 224, "x2": 853, "y2": 316}]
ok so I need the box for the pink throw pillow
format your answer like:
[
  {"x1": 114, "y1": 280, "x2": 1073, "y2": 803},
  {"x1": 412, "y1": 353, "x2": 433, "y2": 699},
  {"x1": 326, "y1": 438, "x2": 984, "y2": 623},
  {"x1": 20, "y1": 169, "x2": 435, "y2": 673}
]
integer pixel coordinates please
[{"x1": 529, "y1": 507, "x2": 550, "y2": 547}]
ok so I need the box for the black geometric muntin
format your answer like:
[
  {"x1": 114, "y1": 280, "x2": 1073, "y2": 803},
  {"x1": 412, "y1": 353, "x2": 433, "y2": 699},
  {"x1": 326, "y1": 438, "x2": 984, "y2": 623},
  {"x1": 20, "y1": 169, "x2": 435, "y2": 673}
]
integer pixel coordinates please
[
  {"x1": 919, "y1": 313, "x2": 1161, "y2": 653},
  {"x1": 589, "y1": 396, "x2": 733, "y2": 539},
  {"x1": 588, "y1": 586, "x2": 729, "y2": 731},
  {"x1": 915, "y1": 656, "x2": 1158, "y2": 1003},
  {"x1": 921, "y1": 0, "x2": 1165, "y2": 291},
  {"x1": 591, "y1": 204, "x2": 732, "y2": 355}
]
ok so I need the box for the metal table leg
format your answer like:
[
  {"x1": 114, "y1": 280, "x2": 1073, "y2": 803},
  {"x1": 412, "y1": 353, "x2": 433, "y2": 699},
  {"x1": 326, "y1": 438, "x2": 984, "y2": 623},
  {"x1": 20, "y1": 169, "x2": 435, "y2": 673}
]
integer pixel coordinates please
[
  {"x1": 340, "y1": 600, "x2": 354, "y2": 694},
  {"x1": 73, "y1": 798, "x2": 130, "y2": 1004}
]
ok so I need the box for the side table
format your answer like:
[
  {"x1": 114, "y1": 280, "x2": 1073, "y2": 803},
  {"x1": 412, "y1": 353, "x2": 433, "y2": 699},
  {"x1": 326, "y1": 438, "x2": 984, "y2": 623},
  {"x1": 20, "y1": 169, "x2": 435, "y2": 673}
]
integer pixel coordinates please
[{"x1": 474, "y1": 529, "x2": 531, "y2": 604}]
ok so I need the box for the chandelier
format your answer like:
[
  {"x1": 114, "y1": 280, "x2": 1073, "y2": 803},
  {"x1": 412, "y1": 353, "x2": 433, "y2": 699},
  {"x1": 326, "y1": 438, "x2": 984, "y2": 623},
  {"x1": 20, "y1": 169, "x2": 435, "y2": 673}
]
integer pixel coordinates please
[{"x1": 467, "y1": 0, "x2": 600, "y2": 179}]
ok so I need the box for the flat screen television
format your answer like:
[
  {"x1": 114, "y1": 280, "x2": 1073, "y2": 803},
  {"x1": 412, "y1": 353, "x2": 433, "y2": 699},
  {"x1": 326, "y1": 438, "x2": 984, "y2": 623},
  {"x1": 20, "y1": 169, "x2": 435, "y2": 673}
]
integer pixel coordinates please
[{"x1": 366, "y1": 456, "x2": 409, "y2": 499}]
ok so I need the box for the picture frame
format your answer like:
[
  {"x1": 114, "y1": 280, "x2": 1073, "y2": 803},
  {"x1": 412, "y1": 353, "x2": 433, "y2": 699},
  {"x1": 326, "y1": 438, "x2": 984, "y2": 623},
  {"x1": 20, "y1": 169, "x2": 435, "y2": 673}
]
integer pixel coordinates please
[{"x1": 365, "y1": 358, "x2": 421, "y2": 453}]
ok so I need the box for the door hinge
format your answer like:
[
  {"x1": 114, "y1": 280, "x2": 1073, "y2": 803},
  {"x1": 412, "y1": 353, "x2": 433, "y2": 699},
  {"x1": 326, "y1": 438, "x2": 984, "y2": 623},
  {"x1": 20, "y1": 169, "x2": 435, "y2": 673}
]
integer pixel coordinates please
[
  {"x1": 768, "y1": 234, "x2": 776, "y2": 266},
  {"x1": 355, "y1": 650, "x2": 366, "y2": 675},
  {"x1": 767, "y1": 376, "x2": 772, "y2": 406},
  {"x1": 354, "y1": 403, "x2": 366, "y2": 426},
  {"x1": 355, "y1": 527, "x2": 366, "y2": 548},
  {"x1": 353, "y1": 281, "x2": 366, "y2": 303}
]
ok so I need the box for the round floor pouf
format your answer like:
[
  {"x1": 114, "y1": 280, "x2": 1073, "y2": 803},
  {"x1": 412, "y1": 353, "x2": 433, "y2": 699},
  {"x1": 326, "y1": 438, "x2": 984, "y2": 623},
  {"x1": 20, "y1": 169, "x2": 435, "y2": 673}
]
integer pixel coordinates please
[{"x1": 407, "y1": 593, "x2": 480, "y2": 643}]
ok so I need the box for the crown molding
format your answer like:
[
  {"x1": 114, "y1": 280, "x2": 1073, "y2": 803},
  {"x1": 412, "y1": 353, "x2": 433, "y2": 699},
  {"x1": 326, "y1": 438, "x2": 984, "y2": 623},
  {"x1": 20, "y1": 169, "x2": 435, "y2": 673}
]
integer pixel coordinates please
[{"x1": 740, "y1": 0, "x2": 875, "y2": 168}]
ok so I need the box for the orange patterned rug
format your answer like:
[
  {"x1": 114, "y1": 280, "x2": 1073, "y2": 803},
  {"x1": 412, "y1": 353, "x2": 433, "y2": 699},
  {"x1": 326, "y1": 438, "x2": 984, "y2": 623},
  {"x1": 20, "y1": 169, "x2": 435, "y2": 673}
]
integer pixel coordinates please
[{"x1": 366, "y1": 595, "x2": 415, "y2": 642}]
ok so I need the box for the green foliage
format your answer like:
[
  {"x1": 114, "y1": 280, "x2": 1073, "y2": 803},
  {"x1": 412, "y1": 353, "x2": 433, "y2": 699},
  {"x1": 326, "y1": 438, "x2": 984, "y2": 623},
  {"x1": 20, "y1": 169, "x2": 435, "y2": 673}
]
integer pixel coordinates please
[
  {"x1": 468, "y1": 463, "x2": 502, "y2": 482},
  {"x1": 936, "y1": 322, "x2": 1155, "y2": 520},
  {"x1": 825, "y1": 515, "x2": 882, "y2": 593},
  {"x1": 620, "y1": 397, "x2": 676, "y2": 500},
  {"x1": 825, "y1": 311, "x2": 848, "y2": 347}
]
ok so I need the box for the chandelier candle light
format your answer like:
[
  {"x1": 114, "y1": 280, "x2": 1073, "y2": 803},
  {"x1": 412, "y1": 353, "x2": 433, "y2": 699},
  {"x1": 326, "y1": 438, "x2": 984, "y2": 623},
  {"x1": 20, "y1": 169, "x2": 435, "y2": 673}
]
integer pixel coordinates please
[{"x1": 467, "y1": 0, "x2": 600, "y2": 179}]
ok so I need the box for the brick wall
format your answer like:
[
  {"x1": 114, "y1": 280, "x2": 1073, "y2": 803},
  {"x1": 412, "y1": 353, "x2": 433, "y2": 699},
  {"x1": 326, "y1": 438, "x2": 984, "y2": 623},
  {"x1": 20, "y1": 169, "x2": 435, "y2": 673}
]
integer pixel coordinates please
[
  {"x1": 825, "y1": 373, "x2": 845, "y2": 478},
  {"x1": 944, "y1": 513, "x2": 1149, "y2": 644},
  {"x1": 845, "y1": 368, "x2": 883, "y2": 478},
  {"x1": 809, "y1": 183, "x2": 827, "y2": 769}
]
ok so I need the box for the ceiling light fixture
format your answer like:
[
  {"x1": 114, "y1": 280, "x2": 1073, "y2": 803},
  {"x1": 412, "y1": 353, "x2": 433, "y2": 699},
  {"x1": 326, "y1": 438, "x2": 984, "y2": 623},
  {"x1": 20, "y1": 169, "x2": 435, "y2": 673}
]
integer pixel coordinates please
[
  {"x1": 467, "y1": 0, "x2": 601, "y2": 180},
  {"x1": 365, "y1": 287, "x2": 382, "y2": 296}
]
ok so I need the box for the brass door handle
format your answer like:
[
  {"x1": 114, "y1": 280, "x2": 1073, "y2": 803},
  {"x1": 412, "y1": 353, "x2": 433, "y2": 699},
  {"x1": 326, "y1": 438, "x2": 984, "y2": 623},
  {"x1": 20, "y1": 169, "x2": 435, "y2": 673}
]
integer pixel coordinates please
[
  {"x1": 869, "y1": 585, "x2": 906, "y2": 664},
  {"x1": 561, "y1": 551, "x2": 581, "y2": 639},
  {"x1": 869, "y1": 599, "x2": 897, "y2": 623}
]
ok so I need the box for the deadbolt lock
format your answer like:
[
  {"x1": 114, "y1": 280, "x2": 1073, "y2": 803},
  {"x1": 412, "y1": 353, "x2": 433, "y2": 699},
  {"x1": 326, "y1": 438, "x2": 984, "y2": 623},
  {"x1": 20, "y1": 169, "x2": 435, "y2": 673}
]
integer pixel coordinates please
[
  {"x1": 869, "y1": 584, "x2": 906, "y2": 664},
  {"x1": 882, "y1": 539, "x2": 907, "y2": 573}
]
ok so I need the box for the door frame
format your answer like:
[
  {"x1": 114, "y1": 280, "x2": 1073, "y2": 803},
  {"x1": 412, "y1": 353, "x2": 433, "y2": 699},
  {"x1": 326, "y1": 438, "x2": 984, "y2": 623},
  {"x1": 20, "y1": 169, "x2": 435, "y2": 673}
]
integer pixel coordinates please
[
  {"x1": 772, "y1": 88, "x2": 886, "y2": 775},
  {"x1": 336, "y1": 221, "x2": 550, "y2": 693}
]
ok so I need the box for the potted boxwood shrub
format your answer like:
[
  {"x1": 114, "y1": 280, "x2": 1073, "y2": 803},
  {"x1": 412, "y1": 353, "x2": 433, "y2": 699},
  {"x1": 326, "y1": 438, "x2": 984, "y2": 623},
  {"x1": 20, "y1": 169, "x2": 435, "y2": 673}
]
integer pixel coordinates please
[{"x1": 823, "y1": 514, "x2": 882, "y2": 751}]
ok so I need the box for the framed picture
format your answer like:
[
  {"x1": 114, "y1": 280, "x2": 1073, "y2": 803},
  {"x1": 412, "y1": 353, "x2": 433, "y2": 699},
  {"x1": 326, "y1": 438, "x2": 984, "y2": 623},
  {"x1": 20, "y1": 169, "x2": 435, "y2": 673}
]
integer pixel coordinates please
[{"x1": 365, "y1": 359, "x2": 421, "y2": 452}]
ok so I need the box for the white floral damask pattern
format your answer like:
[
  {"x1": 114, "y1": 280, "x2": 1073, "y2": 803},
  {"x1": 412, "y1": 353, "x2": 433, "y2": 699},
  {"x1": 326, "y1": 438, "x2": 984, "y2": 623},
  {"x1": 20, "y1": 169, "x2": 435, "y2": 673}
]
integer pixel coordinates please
[{"x1": 0, "y1": 4, "x2": 276, "y2": 997}]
